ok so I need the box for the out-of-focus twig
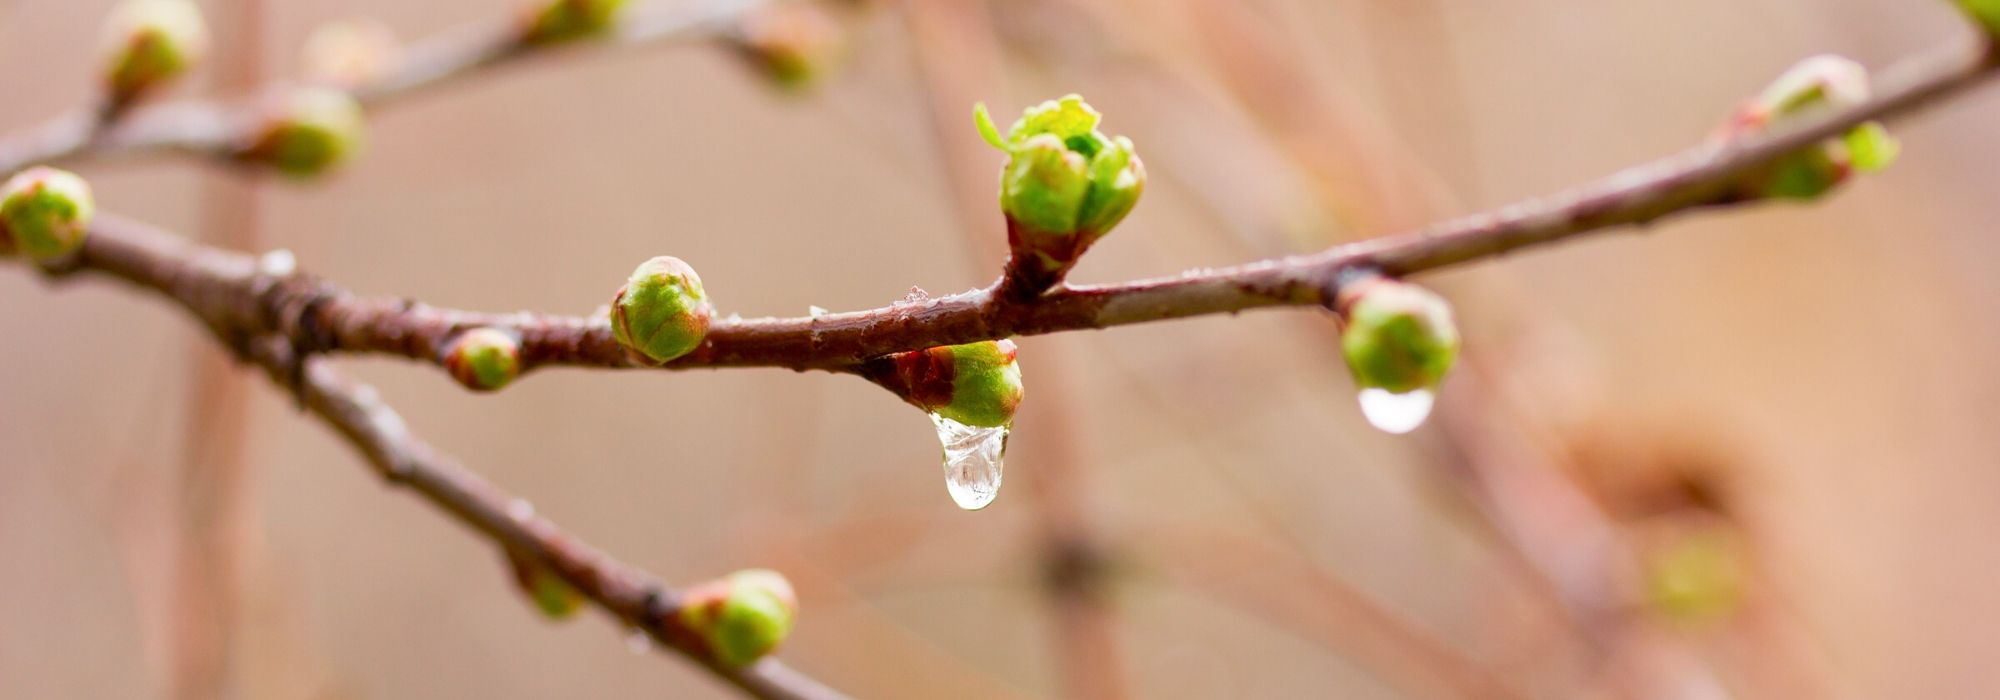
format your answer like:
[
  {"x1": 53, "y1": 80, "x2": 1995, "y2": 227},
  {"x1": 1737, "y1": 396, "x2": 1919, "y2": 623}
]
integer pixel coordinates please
[{"x1": 0, "y1": 0, "x2": 773, "y2": 176}]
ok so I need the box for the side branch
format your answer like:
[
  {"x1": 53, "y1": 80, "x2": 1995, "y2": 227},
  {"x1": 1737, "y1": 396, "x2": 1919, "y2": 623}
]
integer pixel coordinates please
[
  {"x1": 0, "y1": 0, "x2": 771, "y2": 175},
  {"x1": 52, "y1": 39, "x2": 1999, "y2": 381},
  {"x1": 236, "y1": 339, "x2": 849, "y2": 700}
]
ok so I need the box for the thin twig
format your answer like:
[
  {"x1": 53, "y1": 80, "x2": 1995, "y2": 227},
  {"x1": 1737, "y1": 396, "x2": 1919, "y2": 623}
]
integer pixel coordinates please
[
  {"x1": 232, "y1": 340, "x2": 848, "y2": 700},
  {"x1": 0, "y1": 0, "x2": 771, "y2": 176}
]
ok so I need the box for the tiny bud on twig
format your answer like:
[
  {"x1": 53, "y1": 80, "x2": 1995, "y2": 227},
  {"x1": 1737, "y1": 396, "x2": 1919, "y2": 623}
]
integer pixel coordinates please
[
  {"x1": 867, "y1": 339, "x2": 1024, "y2": 428},
  {"x1": 243, "y1": 87, "x2": 367, "y2": 178},
  {"x1": 1337, "y1": 278, "x2": 1460, "y2": 396},
  {"x1": 506, "y1": 549, "x2": 585, "y2": 620},
  {"x1": 1720, "y1": 55, "x2": 1898, "y2": 201},
  {"x1": 303, "y1": 20, "x2": 401, "y2": 89},
  {"x1": 444, "y1": 328, "x2": 524, "y2": 392},
  {"x1": 101, "y1": 0, "x2": 209, "y2": 106},
  {"x1": 523, "y1": 0, "x2": 630, "y2": 45},
  {"x1": 730, "y1": 4, "x2": 845, "y2": 90},
  {"x1": 676, "y1": 569, "x2": 798, "y2": 668},
  {"x1": 611, "y1": 256, "x2": 713, "y2": 364},
  {"x1": 0, "y1": 167, "x2": 95, "y2": 262},
  {"x1": 977, "y1": 95, "x2": 1146, "y2": 299}
]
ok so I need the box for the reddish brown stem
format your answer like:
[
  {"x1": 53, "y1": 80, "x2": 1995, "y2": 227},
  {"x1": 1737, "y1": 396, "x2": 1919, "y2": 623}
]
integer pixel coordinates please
[{"x1": 53, "y1": 40, "x2": 1999, "y2": 384}]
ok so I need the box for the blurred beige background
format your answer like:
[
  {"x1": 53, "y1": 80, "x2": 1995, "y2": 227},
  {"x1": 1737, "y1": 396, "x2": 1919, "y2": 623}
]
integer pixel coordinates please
[{"x1": 3, "y1": 0, "x2": 1999, "y2": 698}]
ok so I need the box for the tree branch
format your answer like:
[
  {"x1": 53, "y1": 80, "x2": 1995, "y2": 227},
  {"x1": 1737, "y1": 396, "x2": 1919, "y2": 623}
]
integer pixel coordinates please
[
  {"x1": 0, "y1": 0, "x2": 772, "y2": 176},
  {"x1": 230, "y1": 338, "x2": 849, "y2": 700},
  {"x1": 52, "y1": 39, "x2": 2000, "y2": 386}
]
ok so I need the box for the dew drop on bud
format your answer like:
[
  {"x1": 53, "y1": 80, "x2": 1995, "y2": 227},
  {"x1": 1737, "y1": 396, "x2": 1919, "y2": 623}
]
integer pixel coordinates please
[
  {"x1": 931, "y1": 413, "x2": 1007, "y2": 510},
  {"x1": 1357, "y1": 387, "x2": 1435, "y2": 434}
]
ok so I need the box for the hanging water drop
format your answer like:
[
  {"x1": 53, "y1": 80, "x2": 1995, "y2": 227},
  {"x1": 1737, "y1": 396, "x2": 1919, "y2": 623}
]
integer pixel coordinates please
[
  {"x1": 931, "y1": 413, "x2": 1008, "y2": 510},
  {"x1": 1357, "y1": 387, "x2": 1434, "y2": 434},
  {"x1": 626, "y1": 628, "x2": 654, "y2": 655}
]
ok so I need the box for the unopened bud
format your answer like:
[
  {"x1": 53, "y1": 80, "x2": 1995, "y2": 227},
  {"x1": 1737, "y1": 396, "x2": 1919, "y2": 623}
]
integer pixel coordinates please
[
  {"x1": 507, "y1": 550, "x2": 584, "y2": 620},
  {"x1": 611, "y1": 256, "x2": 713, "y2": 364},
  {"x1": 1338, "y1": 278, "x2": 1459, "y2": 395},
  {"x1": 869, "y1": 340, "x2": 1023, "y2": 429},
  {"x1": 1722, "y1": 55, "x2": 1897, "y2": 201},
  {"x1": 444, "y1": 328, "x2": 523, "y2": 392},
  {"x1": 0, "y1": 167, "x2": 95, "y2": 261},
  {"x1": 978, "y1": 95, "x2": 1146, "y2": 296},
  {"x1": 102, "y1": 0, "x2": 209, "y2": 104},
  {"x1": 523, "y1": 0, "x2": 630, "y2": 45},
  {"x1": 676, "y1": 569, "x2": 797, "y2": 668},
  {"x1": 244, "y1": 87, "x2": 366, "y2": 177},
  {"x1": 731, "y1": 4, "x2": 845, "y2": 90}
]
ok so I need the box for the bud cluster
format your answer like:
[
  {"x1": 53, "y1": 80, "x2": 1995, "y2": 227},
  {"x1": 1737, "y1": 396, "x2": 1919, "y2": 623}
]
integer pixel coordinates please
[{"x1": 977, "y1": 95, "x2": 1146, "y2": 298}]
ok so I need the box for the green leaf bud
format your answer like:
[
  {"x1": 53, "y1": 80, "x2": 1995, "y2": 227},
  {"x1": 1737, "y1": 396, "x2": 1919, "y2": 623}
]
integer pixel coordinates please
[
  {"x1": 506, "y1": 550, "x2": 584, "y2": 620},
  {"x1": 1723, "y1": 55, "x2": 1897, "y2": 201},
  {"x1": 0, "y1": 167, "x2": 95, "y2": 261},
  {"x1": 102, "y1": 0, "x2": 209, "y2": 103},
  {"x1": 1643, "y1": 528, "x2": 1746, "y2": 625},
  {"x1": 523, "y1": 0, "x2": 630, "y2": 45},
  {"x1": 610, "y1": 256, "x2": 713, "y2": 364},
  {"x1": 676, "y1": 569, "x2": 798, "y2": 668},
  {"x1": 1338, "y1": 279, "x2": 1459, "y2": 395},
  {"x1": 732, "y1": 4, "x2": 844, "y2": 90},
  {"x1": 444, "y1": 328, "x2": 523, "y2": 392},
  {"x1": 245, "y1": 87, "x2": 366, "y2": 178},
  {"x1": 870, "y1": 339, "x2": 1023, "y2": 429},
  {"x1": 1954, "y1": 0, "x2": 2000, "y2": 38},
  {"x1": 978, "y1": 95, "x2": 1146, "y2": 296}
]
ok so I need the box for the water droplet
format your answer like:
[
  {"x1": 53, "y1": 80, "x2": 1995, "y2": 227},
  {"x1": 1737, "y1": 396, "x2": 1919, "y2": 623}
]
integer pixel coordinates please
[
  {"x1": 931, "y1": 414, "x2": 1008, "y2": 510},
  {"x1": 901, "y1": 286, "x2": 931, "y2": 305},
  {"x1": 258, "y1": 249, "x2": 297, "y2": 276},
  {"x1": 626, "y1": 628, "x2": 653, "y2": 655},
  {"x1": 808, "y1": 305, "x2": 828, "y2": 317},
  {"x1": 1357, "y1": 388, "x2": 1434, "y2": 434},
  {"x1": 507, "y1": 499, "x2": 535, "y2": 522}
]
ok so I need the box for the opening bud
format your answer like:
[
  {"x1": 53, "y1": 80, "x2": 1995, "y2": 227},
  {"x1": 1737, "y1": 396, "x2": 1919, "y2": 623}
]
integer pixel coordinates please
[
  {"x1": 730, "y1": 4, "x2": 845, "y2": 90},
  {"x1": 611, "y1": 256, "x2": 713, "y2": 364},
  {"x1": 1338, "y1": 278, "x2": 1459, "y2": 396},
  {"x1": 976, "y1": 95, "x2": 1146, "y2": 297},
  {"x1": 444, "y1": 328, "x2": 523, "y2": 392},
  {"x1": 244, "y1": 87, "x2": 366, "y2": 178},
  {"x1": 506, "y1": 549, "x2": 585, "y2": 620},
  {"x1": 868, "y1": 339, "x2": 1023, "y2": 429},
  {"x1": 303, "y1": 20, "x2": 401, "y2": 89},
  {"x1": 676, "y1": 569, "x2": 798, "y2": 668},
  {"x1": 102, "y1": 0, "x2": 209, "y2": 104},
  {"x1": 523, "y1": 0, "x2": 630, "y2": 45},
  {"x1": 1721, "y1": 55, "x2": 1897, "y2": 201},
  {"x1": 0, "y1": 167, "x2": 95, "y2": 261}
]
